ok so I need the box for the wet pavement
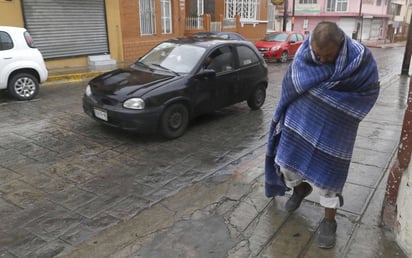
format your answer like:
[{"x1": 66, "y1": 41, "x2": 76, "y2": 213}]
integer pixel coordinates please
[{"x1": 0, "y1": 44, "x2": 410, "y2": 257}]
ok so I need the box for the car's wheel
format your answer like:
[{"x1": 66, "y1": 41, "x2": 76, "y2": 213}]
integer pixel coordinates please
[
  {"x1": 8, "y1": 73, "x2": 39, "y2": 100},
  {"x1": 160, "y1": 103, "x2": 189, "y2": 139},
  {"x1": 279, "y1": 51, "x2": 288, "y2": 63},
  {"x1": 247, "y1": 85, "x2": 266, "y2": 110}
]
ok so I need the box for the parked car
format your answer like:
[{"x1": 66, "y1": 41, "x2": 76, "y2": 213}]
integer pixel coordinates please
[
  {"x1": 0, "y1": 26, "x2": 48, "y2": 100},
  {"x1": 191, "y1": 31, "x2": 247, "y2": 41},
  {"x1": 255, "y1": 31, "x2": 305, "y2": 63},
  {"x1": 83, "y1": 37, "x2": 268, "y2": 139}
]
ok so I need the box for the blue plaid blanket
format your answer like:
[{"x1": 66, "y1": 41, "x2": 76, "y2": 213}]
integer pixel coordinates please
[{"x1": 265, "y1": 34, "x2": 380, "y2": 197}]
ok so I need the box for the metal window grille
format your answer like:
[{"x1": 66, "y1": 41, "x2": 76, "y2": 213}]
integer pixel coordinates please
[
  {"x1": 160, "y1": 0, "x2": 172, "y2": 34},
  {"x1": 211, "y1": 21, "x2": 222, "y2": 31},
  {"x1": 225, "y1": 0, "x2": 259, "y2": 20},
  {"x1": 336, "y1": 0, "x2": 347, "y2": 11},
  {"x1": 326, "y1": 0, "x2": 347, "y2": 12},
  {"x1": 267, "y1": 0, "x2": 275, "y2": 31},
  {"x1": 140, "y1": 0, "x2": 156, "y2": 35},
  {"x1": 197, "y1": 0, "x2": 204, "y2": 15},
  {"x1": 185, "y1": 16, "x2": 203, "y2": 29},
  {"x1": 299, "y1": 0, "x2": 317, "y2": 3}
]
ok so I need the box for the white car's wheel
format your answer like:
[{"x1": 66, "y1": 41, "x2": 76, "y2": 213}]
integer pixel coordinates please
[{"x1": 8, "y1": 73, "x2": 39, "y2": 100}]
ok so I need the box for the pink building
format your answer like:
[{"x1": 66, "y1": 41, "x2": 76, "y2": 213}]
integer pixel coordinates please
[{"x1": 275, "y1": 0, "x2": 391, "y2": 41}]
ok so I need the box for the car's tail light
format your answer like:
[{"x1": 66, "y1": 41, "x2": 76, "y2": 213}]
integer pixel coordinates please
[{"x1": 24, "y1": 31, "x2": 35, "y2": 48}]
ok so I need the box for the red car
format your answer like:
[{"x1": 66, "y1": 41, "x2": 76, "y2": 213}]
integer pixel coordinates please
[{"x1": 255, "y1": 31, "x2": 305, "y2": 63}]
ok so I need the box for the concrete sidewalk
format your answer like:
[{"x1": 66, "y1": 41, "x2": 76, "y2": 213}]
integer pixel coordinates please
[{"x1": 53, "y1": 62, "x2": 409, "y2": 257}]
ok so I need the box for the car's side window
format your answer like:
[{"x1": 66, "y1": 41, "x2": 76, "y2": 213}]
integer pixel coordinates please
[
  {"x1": 0, "y1": 31, "x2": 13, "y2": 51},
  {"x1": 236, "y1": 46, "x2": 259, "y2": 67},
  {"x1": 297, "y1": 34, "x2": 304, "y2": 41},
  {"x1": 290, "y1": 34, "x2": 298, "y2": 42},
  {"x1": 205, "y1": 46, "x2": 235, "y2": 73}
]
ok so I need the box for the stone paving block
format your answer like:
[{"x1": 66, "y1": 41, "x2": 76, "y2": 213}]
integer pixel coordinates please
[
  {"x1": 346, "y1": 224, "x2": 408, "y2": 258},
  {"x1": 242, "y1": 200, "x2": 289, "y2": 257},
  {"x1": 4, "y1": 230, "x2": 46, "y2": 257},
  {"x1": 59, "y1": 214, "x2": 119, "y2": 246},
  {"x1": 24, "y1": 209, "x2": 84, "y2": 241},
  {"x1": 0, "y1": 167, "x2": 21, "y2": 185},
  {"x1": 0, "y1": 149, "x2": 37, "y2": 171},
  {"x1": 105, "y1": 194, "x2": 150, "y2": 220},
  {"x1": 132, "y1": 216, "x2": 238, "y2": 258},
  {"x1": 357, "y1": 121, "x2": 403, "y2": 141},
  {"x1": 47, "y1": 186, "x2": 97, "y2": 210},
  {"x1": 26, "y1": 239, "x2": 75, "y2": 258},
  {"x1": 260, "y1": 203, "x2": 323, "y2": 257},
  {"x1": 347, "y1": 162, "x2": 385, "y2": 188},
  {"x1": 0, "y1": 250, "x2": 15, "y2": 258},
  {"x1": 0, "y1": 180, "x2": 47, "y2": 208},
  {"x1": 75, "y1": 193, "x2": 127, "y2": 219},
  {"x1": 352, "y1": 145, "x2": 396, "y2": 168},
  {"x1": 60, "y1": 204, "x2": 175, "y2": 258}
]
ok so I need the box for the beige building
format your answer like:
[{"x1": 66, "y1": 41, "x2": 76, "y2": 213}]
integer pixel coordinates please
[{"x1": 0, "y1": 0, "x2": 269, "y2": 70}]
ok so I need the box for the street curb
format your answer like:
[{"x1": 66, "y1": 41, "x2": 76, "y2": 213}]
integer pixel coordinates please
[{"x1": 44, "y1": 71, "x2": 109, "y2": 85}]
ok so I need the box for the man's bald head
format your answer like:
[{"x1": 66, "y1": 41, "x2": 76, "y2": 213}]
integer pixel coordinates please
[{"x1": 311, "y1": 21, "x2": 345, "y2": 49}]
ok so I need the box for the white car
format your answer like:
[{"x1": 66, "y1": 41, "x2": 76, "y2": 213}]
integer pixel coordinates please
[{"x1": 0, "y1": 26, "x2": 48, "y2": 100}]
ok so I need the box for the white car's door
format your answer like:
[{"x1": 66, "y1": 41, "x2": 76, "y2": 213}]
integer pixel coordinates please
[{"x1": 0, "y1": 30, "x2": 15, "y2": 89}]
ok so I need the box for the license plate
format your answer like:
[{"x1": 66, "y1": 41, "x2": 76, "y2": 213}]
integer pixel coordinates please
[{"x1": 94, "y1": 108, "x2": 108, "y2": 121}]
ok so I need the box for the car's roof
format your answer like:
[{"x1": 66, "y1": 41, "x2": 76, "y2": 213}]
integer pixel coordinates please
[
  {"x1": 191, "y1": 31, "x2": 246, "y2": 40},
  {"x1": 163, "y1": 36, "x2": 253, "y2": 49},
  {"x1": 0, "y1": 26, "x2": 27, "y2": 33},
  {"x1": 268, "y1": 31, "x2": 303, "y2": 35}
]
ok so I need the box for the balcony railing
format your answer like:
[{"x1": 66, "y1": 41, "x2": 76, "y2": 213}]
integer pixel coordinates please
[{"x1": 185, "y1": 16, "x2": 203, "y2": 30}]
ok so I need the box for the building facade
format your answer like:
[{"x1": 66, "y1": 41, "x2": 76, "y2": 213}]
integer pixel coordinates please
[
  {"x1": 0, "y1": 0, "x2": 269, "y2": 68},
  {"x1": 274, "y1": 0, "x2": 391, "y2": 41}
]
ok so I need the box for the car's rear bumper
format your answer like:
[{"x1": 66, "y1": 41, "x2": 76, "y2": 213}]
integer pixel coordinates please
[
  {"x1": 261, "y1": 51, "x2": 279, "y2": 61},
  {"x1": 82, "y1": 95, "x2": 163, "y2": 133}
]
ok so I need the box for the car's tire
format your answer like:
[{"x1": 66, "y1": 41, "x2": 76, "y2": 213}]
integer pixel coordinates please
[
  {"x1": 160, "y1": 103, "x2": 189, "y2": 139},
  {"x1": 247, "y1": 85, "x2": 266, "y2": 110},
  {"x1": 8, "y1": 73, "x2": 39, "y2": 100},
  {"x1": 279, "y1": 51, "x2": 288, "y2": 63}
]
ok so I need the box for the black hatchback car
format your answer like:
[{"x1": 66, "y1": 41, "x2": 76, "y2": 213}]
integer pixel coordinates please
[{"x1": 83, "y1": 37, "x2": 268, "y2": 139}]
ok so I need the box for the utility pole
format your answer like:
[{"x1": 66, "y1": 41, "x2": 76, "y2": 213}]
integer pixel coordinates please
[
  {"x1": 401, "y1": 14, "x2": 412, "y2": 75},
  {"x1": 358, "y1": 0, "x2": 363, "y2": 42},
  {"x1": 282, "y1": 0, "x2": 288, "y2": 31},
  {"x1": 291, "y1": 0, "x2": 295, "y2": 31}
]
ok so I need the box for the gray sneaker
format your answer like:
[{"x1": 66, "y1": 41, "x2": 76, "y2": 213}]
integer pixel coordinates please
[
  {"x1": 285, "y1": 182, "x2": 313, "y2": 212},
  {"x1": 318, "y1": 218, "x2": 337, "y2": 249}
]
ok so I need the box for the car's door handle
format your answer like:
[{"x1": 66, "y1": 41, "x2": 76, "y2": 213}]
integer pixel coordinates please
[{"x1": 3, "y1": 57, "x2": 13, "y2": 59}]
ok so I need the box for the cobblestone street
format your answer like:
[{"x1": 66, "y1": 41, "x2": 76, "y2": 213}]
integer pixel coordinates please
[{"x1": 0, "y1": 47, "x2": 409, "y2": 257}]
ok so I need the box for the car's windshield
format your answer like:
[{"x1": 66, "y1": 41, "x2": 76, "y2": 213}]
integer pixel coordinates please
[
  {"x1": 263, "y1": 33, "x2": 288, "y2": 42},
  {"x1": 138, "y1": 42, "x2": 206, "y2": 74}
]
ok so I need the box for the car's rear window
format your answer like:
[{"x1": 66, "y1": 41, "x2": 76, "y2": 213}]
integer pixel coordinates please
[
  {"x1": 264, "y1": 33, "x2": 288, "y2": 42},
  {"x1": 0, "y1": 31, "x2": 13, "y2": 50},
  {"x1": 24, "y1": 31, "x2": 35, "y2": 48}
]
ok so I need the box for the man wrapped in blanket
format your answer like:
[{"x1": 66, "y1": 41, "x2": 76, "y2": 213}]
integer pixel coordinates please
[{"x1": 264, "y1": 21, "x2": 380, "y2": 248}]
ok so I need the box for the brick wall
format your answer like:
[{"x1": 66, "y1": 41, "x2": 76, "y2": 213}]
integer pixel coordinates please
[{"x1": 119, "y1": 0, "x2": 184, "y2": 62}]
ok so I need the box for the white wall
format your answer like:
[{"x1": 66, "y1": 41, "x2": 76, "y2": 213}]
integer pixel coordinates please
[{"x1": 396, "y1": 158, "x2": 412, "y2": 257}]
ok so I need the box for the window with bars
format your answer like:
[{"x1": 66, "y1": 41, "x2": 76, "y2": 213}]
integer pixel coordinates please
[
  {"x1": 139, "y1": 0, "x2": 156, "y2": 35},
  {"x1": 326, "y1": 0, "x2": 347, "y2": 12},
  {"x1": 160, "y1": 0, "x2": 172, "y2": 34},
  {"x1": 197, "y1": 0, "x2": 204, "y2": 15},
  {"x1": 299, "y1": 0, "x2": 317, "y2": 4},
  {"x1": 225, "y1": 0, "x2": 259, "y2": 20}
]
